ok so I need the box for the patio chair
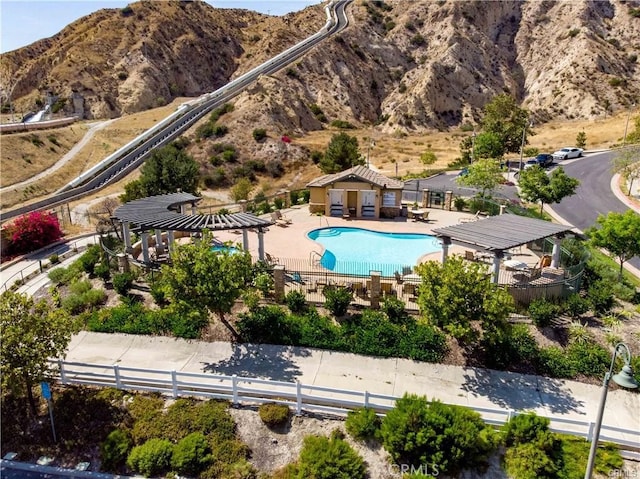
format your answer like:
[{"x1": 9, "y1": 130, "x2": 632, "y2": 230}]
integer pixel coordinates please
[
  {"x1": 464, "y1": 250, "x2": 476, "y2": 262},
  {"x1": 274, "y1": 210, "x2": 292, "y2": 224},
  {"x1": 459, "y1": 211, "x2": 483, "y2": 223},
  {"x1": 270, "y1": 212, "x2": 289, "y2": 227},
  {"x1": 265, "y1": 252, "x2": 280, "y2": 265}
]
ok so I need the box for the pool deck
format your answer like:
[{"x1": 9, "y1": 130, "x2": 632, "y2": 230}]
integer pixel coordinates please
[{"x1": 212, "y1": 205, "x2": 515, "y2": 267}]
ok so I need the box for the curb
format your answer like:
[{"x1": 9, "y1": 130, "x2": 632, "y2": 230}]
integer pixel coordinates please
[{"x1": 0, "y1": 459, "x2": 135, "y2": 478}]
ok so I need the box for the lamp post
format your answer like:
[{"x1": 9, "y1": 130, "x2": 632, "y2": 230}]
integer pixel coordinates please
[
  {"x1": 584, "y1": 342, "x2": 638, "y2": 479},
  {"x1": 470, "y1": 130, "x2": 477, "y2": 164},
  {"x1": 518, "y1": 121, "x2": 533, "y2": 174},
  {"x1": 622, "y1": 103, "x2": 635, "y2": 147}
]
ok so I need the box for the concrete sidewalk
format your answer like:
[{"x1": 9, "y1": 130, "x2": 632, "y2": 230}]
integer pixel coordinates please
[{"x1": 64, "y1": 331, "x2": 640, "y2": 443}]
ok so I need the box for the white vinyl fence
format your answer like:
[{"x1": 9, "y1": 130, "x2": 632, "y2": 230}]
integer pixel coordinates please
[{"x1": 52, "y1": 360, "x2": 640, "y2": 451}]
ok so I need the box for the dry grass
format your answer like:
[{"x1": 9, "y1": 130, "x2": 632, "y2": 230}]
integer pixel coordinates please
[
  {"x1": 1, "y1": 103, "x2": 633, "y2": 214},
  {"x1": 0, "y1": 99, "x2": 189, "y2": 210}
]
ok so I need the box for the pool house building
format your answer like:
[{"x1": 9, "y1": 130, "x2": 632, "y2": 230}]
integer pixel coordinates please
[{"x1": 306, "y1": 165, "x2": 404, "y2": 219}]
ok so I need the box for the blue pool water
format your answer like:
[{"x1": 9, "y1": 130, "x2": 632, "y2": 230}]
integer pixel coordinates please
[
  {"x1": 307, "y1": 227, "x2": 441, "y2": 276},
  {"x1": 211, "y1": 245, "x2": 239, "y2": 254}
]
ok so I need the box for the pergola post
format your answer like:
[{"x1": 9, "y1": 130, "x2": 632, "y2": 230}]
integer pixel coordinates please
[
  {"x1": 257, "y1": 230, "x2": 265, "y2": 261},
  {"x1": 551, "y1": 235, "x2": 563, "y2": 269},
  {"x1": 167, "y1": 230, "x2": 175, "y2": 253},
  {"x1": 492, "y1": 251, "x2": 504, "y2": 283},
  {"x1": 141, "y1": 231, "x2": 150, "y2": 263},
  {"x1": 440, "y1": 237, "x2": 451, "y2": 264},
  {"x1": 242, "y1": 230, "x2": 249, "y2": 251},
  {"x1": 155, "y1": 229, "x2": 164, "y2": 255},
  {"x1": 122, "y1": 221, "x2": 132, "y2": 253}
]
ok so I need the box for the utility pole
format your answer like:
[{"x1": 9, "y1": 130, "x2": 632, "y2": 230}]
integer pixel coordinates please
[{"x1": 623, "y1": 103, "x2": 635, "y2": 147}]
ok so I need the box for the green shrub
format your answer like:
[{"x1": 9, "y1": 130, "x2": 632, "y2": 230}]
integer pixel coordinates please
[
  {"x1": 504, "y1": 442, "x2": 559, "y2": 479},
  {"x1": 101, "y1": 429, "x2": 131, "y2": 472},
  {"x1": 380, "y1": 395, "x2": 499, "y2": 475},
  {"x1": 113, "y1": 272, "x2": 135, "y2": 296},
  {"x1": 481, "y1": 324, "x2": 539, "y2": 370},
  {"x1": 295, "y1": 433, "x2": 367, "y2": 479},
  {"x1": 253, "y1": 272, "x2": 274, "y2": 297},
  {"x1": 381, "y1": 296, "x2": 408, "y2": 324},
  {"x1": 329, "y1": 119, "x2": 355, "y2": 129},
  {"x1": 528, "y1": 298, "x2": 560, "y2": 327},
  {"x1": 345, "y1": 407, "x2": 380, "y2": 441},
  {"x1": 150, "y1": 282, "x2": 167, "y2": 306},
  {"x1": 49, "y1": 253, "x2": 59, "y2": 264},
  {"x1": 587, "y1": 279, "x2": 616, "y2": 314},
  {"x1": 558, "y1": 434, "x2": 622, "y2": 477},
  {"x1": 48, "y1": 267, "x2": 69, "y2": 284},
  {"x1": 536, "y1": 346, "x2": 577, "y2": 378},
  {"x1": 503, "y1": 412, "x2": 551, "y2": 447},
  {"x1": 453, "y1": 196, "x2": 466, "y2": 211},
  {"x1": 94, "y1": 262, "x2": 111, "y2": 281},
  {"x1": 567, "y1": 341, "x2": 610, "y2": 377},
  {"x1": 562, "y1": 293, "x2": 589, "y2": 318},
  {"x1": 297, "y1": 309, "x2": 344, "y2": 350},
  {"x1": 285, "y1": 290, "x2": 307, "y2": 314},
  {"x1": 258, "y1": 402, "x2": 290, "y2": 428},
  {"x1": 323, "y1": 285, "x2": 352, "y2": 316},
  {"x1": 237, "y1": 305, "x2": 300, "y2": 345},
  {"x1": 127, "y1": 438, "x2": 174, "y2": 477},
  {"x1": 252, "y1": 128, "x2": 267, "y2": 141},
  {"x1": 171, "y1": 432, "x2": 212, "y2": 476},
  {"x1": 79, "y1": 245, "x2": 102, "y2": 275}
]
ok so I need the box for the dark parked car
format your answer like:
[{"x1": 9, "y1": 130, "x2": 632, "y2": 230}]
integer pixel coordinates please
[
  {"x1": 533, "y1": 153, "x2": 554, "y2": 167},
  {"x1": 524, "y1": 154, "x2": 554, "y2": 169}
]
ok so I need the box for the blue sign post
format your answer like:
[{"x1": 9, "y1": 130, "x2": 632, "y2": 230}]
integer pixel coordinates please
[{"x1": 40, "y1": 382, "x2": 56, "y2": 443}]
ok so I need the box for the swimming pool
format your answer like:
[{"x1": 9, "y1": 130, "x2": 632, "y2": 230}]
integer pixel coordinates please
[
  {"x1": 307, "y1": 227, "x2": 441, "y2": 276},
  {"x1": 211, "y1": 245, "x2": 239, "y2": 254}
]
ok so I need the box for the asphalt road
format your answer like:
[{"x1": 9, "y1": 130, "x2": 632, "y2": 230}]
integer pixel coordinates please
[{"x1": 550, "y1": 151, "x2": 625, "y2": 231}]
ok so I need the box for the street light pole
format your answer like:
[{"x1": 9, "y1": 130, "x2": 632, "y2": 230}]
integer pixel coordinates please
[
  {"x1": 622, "y1": 103, "x2": 635, "y2": 147},
  {"x1": 470, "y1": 130, "x2": 477, "y2": 163},
  {"x1": 584, "y1": 343, "x2": 638, "y2": 479}
]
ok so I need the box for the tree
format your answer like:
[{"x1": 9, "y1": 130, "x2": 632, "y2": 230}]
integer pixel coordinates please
[
  {"x1": 481, "y1": 94, "x2": 532, "y2": 154},
  {"x1": 4, "y1": 211, "x2": 63, "y2": 256},
  {"x1": 230, "y1": 177, "x2": 254, "y2": 202},
  {"x1": 120, "y1": 142, "x2": 199, "y2": 202},
  {"x1": 576, "y1": 130, "x2": 587, "y2": 149},
  {"x1": 319, "y1": 132, "x2": 363, "y2": 173},
  {"x1": 415, "y1": 255, "x2": 514, "y2": 341},
  {"x1": 455, "y1": 158, "x2": 504, "y2": 198},
  {"x1": 611, "y1": 147, "x2": 640, "y2": 195},
  {"x1": 518, "y1": 166, "x2": 579, "y2": 215},
  {"x1": 473, "y1": 132, "x2": 505, "y2": 159},
  {"x1": 587, "y1": 210, "x2": 640, "y2": 277},
  {"x1": 161, "y1": 232, "x2": 253, "y2": 335},
  {"x1": 419, "y1": 149, "x2": 437, "y2": 165},
  {"x1": 624, "y1": 115, "x2": 640, "y2": 144},
  {"x1": 0, "y1": 291, "x2": 77, "y2": 416}
]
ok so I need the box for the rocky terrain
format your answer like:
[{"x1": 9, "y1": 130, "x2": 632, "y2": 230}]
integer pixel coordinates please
[{"x1": 1, "y1": 0, "x2": 639, "y2": 202}]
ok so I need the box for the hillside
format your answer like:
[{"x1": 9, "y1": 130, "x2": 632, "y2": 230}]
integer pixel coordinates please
[{"x1": 1, "y1": 0, "x2": 639, "y2": 211}]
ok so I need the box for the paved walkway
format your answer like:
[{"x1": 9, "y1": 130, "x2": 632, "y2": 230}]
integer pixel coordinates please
[{"x1": 64, "y1": 331, "x2": 639, "y2": 445}]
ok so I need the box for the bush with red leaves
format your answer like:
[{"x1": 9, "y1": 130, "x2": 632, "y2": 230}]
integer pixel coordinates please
[{"x1": 4, "y1": 211, "x2": 63, "y2": 256}]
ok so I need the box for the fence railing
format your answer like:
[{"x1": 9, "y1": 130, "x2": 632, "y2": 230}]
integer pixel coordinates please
[
  {"x1": 0, "y1": 236, "x2": 98, "y2": 293},
  {"x1": 52, "y1": 360, "x2": 640, "y2": 450}
]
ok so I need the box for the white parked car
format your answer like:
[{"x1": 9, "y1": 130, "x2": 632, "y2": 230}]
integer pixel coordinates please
[{"x1": 552, "y1": 147, "x2": 583, "y2": 160}]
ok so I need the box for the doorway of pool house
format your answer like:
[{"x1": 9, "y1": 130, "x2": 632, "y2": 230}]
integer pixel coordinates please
[
  {"x1": 347, "y1": 190, "x2": 358, "y2": 218},
  {"x1": 361, "y1": 190, "x2": 376, "y2": 218}
]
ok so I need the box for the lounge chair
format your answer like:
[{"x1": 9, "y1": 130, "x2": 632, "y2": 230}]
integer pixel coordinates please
[
  {"x1": 274, "y1": 210, "x2": 292, "y2": 224},
  {"x1": 459, "y1": 211, "x2": 484, "y2": 223},
  {"x1": 270, "y1": 212, "x2": 289, "y2": 227},
  {"x1": 265, "y1": 252, "x2": 279, "y2": 265}
]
